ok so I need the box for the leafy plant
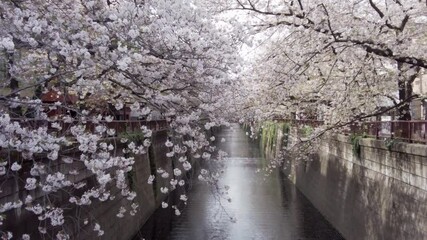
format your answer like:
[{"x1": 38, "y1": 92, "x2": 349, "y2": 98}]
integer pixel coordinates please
[
  {"x1": 385, "y1": 138, "x2": 397, "y2": 151},
  {"x1": 350, "y1": 134, "x2": 366, "y2": 158},
  {"x1": 300, "y1": 125, "x2": 313, "y2": 137},
  {"x1": 259, "y1": 121, "x2": 288, "y2": 157},
  {"x1": 281, "y1": 122, "x2": 290, "y2": 147},
  {"x1": 118, "y1": 131, "x2": 146, "y2": 144}
]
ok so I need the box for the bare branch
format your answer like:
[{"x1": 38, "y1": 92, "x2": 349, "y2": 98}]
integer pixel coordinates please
[{"x1": 368, "y1": 0, "x2": 384, "y2": 18}]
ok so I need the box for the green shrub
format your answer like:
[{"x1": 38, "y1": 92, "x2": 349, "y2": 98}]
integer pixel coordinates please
[
  {"x1": 384, "y1": 138, "x2": 397, "y2": 151},
  {"x1": 300, "y1": 125, "x2": 313, "y2": 137},
  {"x1": 350, "y1": 133, "x2": 367, "y2": 158}
]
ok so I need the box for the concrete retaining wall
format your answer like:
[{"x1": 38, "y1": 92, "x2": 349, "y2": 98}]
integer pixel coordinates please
[
  {"x1": 285, "y1": 133, "x2": 427, "y2": 240},
  {"x1": 78, "y1": 130, "x2": 173, "y2": 240},
  {"x1": 0, "y1": 129, "x2": 191, "y2": 239}
]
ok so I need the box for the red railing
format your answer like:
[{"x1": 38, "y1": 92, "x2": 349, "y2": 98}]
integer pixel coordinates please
[
  {"x1": 286, "y1": 119, "x2": 427, "y2": 144},
  {"x1": 7, "y1": 118, "x2": 169, "y2": 136}
]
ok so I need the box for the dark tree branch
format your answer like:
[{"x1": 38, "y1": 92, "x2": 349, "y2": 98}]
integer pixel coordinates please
[
  {"x1": 398, "y1": 15, "x2": 409, "y2": 31},
  {"x1": 254, "y1": 19, "x2": 427, "y2": 68},
  {"x1": 243, "y1": 0, "x2": 425, "y2": 68},
  {"x1": 297, "y1": 0, "x2": 304, "y2": 11},
  {"x1": 368, "y1": 0, "x2": 384, "y2": 18}
]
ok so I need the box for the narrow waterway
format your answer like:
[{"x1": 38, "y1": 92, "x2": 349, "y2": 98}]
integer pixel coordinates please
[{"x1": 135, "y1": 124, "x2": 344, "y2": 240}]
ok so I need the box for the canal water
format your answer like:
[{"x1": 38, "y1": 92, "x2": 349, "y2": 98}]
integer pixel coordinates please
[{"x1": 135, "y1": 124, "x2": 344, "y2": 240}]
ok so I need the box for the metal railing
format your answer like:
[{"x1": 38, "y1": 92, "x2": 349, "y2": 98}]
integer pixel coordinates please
[
  {"x1": 348, "y1": 121, "x2": 427, "y2": 144},
  {"x1": 285, "y1": 119, "x2": 427, "y2": 144},
  {"x1": 7, "y1": 118, "x2": 169, "y2": 135},
  {"x1": 286, "y1": 119, "x2": 325, "y2": 128}
]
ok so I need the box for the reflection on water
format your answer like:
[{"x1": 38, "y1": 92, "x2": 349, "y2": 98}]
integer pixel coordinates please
[{"x1": 134, "y1": 124, "x2": 344, "y2": 240}]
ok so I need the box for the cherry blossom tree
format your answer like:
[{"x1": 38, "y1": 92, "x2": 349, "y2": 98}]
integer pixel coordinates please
[
  {"x1": 0, "y1": 0, "x2": 240, "y2": 238},
  {"x1": 211, "y1": 0, "x2": 427, "y2": 168},
  {"x1": 218, "y1": 0, "x2": 427, "y2": 127}
]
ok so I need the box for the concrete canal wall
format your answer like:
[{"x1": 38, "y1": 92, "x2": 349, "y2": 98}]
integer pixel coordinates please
[
  {"x1": 77, "y1": 130, "x2": 174, "y2": 240},
  {"x1": 0, "y1": 129, "x2": 195, "y2": 239},
  {"x1": 260, "y1": 122, "x2": 427, "y2": 240},
  {"x1": 289, "y1": 134, "x2": 427, "y2": 240}
]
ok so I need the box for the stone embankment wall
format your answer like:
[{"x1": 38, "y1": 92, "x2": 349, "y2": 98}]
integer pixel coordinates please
[
  {"x1": 262, "y1": 123, "x2": 427, "y2": 240},
  {"x1": 1, "y1": 129, "x2": 195, "y2": 239}
]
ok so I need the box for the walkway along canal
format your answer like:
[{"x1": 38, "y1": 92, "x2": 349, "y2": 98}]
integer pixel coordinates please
[{"x1": 134, "y1": 124, "x2": 344, "y2": 240}]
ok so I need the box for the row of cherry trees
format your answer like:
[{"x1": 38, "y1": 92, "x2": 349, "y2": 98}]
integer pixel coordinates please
[
  {"x1": 221, "y1": 0, "x2": 427, "y2": 135},
  {"x1": 213, "y1": 0, "x2": 427, "y2": 167},
  {"x1": 0, "y1": 0, "x2": 241, "y2": 238},
  {"x1": 2, "y1": 0, "x2": 427, "y2": 238}
]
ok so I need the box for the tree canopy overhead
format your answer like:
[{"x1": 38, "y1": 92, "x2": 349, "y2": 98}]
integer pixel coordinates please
[
  {"x1": 223, "y1": 0, "x2": 427, "y2": 123},
  {"x1": 1, "y1": 0, "x2": 427, "y2": 238}
]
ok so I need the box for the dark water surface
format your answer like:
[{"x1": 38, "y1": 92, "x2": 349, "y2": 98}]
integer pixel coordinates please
[{"x1": 135, "y1": 124, "x2": 344, "y2": 240}]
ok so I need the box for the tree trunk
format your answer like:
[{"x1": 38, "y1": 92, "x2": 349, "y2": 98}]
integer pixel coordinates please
[
  {"x1": 396, "y1": 63, "x2": 419, "y2": 121},
  {"x1": 397, "y1": 78, "x2": 412, "y2": 120}
]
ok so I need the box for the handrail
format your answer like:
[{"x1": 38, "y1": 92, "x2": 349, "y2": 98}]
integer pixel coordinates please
[
  {"x1": 5, "y1": 118, "x2": 169, "y2": 134},
  {"x1": 281, "y1": 119, "x2": 427, "y2": 144}
]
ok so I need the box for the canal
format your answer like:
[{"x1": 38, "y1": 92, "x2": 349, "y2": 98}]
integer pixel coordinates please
[{"x1": 135, "y1": 124, "x2": 344, "y2": 240}]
